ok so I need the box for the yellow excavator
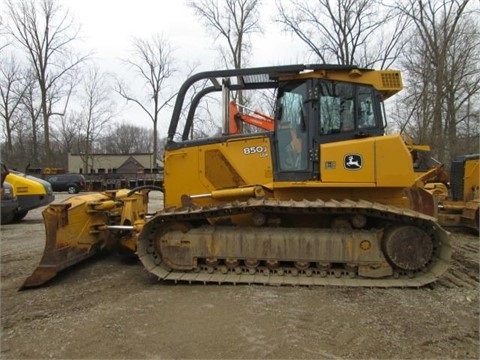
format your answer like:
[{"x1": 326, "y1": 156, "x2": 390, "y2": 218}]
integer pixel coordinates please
[{"x1": 22, "y1": 64, "x2": 452, "y2": 289}]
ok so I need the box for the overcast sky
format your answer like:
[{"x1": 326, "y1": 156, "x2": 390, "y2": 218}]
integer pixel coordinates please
[
  {"x1": 65, "y1": 0, "x2": 307, "y2": 68},
  {"x1": 59, "y1": 0, "x2": 310, "y2": 133}
]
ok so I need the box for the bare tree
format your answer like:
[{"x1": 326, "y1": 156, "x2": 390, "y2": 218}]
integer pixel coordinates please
[
  {"x1": 6, "y1": 0, "x2": 89, "y2": 166},
  {"x1": 443, "y1": 15, "x2": 480, "y2": 158},
  {"x1": 115, "y1": 34, "x2": 176, "y2": 162},
  {"x1": 20, "y1": 71, "x2": 43, "y2": 164},
  {"x1": 396, "y1": 0, "x2": 479, "y2": 164},
  {"x1": 0, "y1": 14, "x2": 12, "y2": 53},
  {"x1": 188, "y1": 0, "x2": 263, "y2": 133},
  {"x1": 76, "y1": 67, "x2": 116, "y2": 173},
  {"x1": 102, "y1": 123, "x2": 153, "y2": 154},
  {"x1": 6, "y1": 118, "x2": 38, "y2": 167},
  {"x1": 275, "y1": 0, "x2": 409, "y2": 68},
  {"x1": 51, "y1": 111, "x2": 83, "y2": 156},
  {"x1": 0, "y1": 53, "x2": 29, "y2": 163},
  {"x1": 188, "y1": 0, "x2": 262, "y2": 70}
]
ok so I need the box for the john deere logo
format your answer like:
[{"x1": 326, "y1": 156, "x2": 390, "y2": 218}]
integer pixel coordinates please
[{"x1": 344, "y1": 154, "x2": 362, "y2": 170}]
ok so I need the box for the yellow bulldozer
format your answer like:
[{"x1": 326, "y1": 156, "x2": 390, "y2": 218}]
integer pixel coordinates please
[
  {"x1": 406, "y1": 144, "x2": 479, "y2": 232},
  {"x1": 422, "y1": 154, "x2": 480, "y2": 233},
  {"x1": 434, "y1": 154, "x2": 479, "y2": 232},
  {"x1": 22, "y1": 64, "x2": 452, "y2": 289}
]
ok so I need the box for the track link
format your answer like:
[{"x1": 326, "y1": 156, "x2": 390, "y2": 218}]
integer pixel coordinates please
[{"x1": 137, "y1": 198, "x2": 452, "y2": 287}]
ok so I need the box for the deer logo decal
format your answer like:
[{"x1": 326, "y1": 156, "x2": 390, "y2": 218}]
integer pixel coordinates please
[{"x1": 344, "y1": 154, "x2": 362, "y2": 170}]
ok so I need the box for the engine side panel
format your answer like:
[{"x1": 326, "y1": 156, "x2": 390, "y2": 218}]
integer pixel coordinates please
[
  {"x1": 320, "y1": 134, "x2": 415, "y2": 187},
  {"x1": 164, "y1": 135, "x2": 273, "y2": 208}
]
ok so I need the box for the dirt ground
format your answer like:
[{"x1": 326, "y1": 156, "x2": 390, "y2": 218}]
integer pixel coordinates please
[{"x1": 1, "y1": 192, "x2": 479, "y2": 359}]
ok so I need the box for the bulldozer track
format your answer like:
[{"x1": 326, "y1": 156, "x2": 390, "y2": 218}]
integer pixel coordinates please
[{"x1": 137, "y1": 198, "x2": 452, "y2": 288}]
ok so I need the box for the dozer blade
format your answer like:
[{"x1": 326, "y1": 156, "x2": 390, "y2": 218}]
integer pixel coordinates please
[
  {"x1": 404, "y1": 185, "x2": 436, "y2": 217},
  {"x1": 21, "y1": 191, "x2": 144, "y2": 289}
]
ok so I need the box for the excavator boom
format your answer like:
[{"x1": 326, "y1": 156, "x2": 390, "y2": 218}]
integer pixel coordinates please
[{"x1": 229, "y1": 101, "x2": 274, "y2": 134}]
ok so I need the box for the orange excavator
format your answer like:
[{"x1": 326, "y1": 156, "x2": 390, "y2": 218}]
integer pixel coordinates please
[{"x1": 228, "y1": 100, "x2": 274, "y2": 134}]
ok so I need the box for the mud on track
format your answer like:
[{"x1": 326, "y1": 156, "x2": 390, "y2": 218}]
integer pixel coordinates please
[{"x1": 1, "y1": 192, "x2": 478, "y2": 359}]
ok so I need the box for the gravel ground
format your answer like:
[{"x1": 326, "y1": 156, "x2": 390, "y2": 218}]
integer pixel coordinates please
[{"x1": 1, "y1": 192, "x2": 478, "y2": 359}]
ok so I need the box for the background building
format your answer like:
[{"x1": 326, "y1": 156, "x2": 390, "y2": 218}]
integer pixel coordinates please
[
  {"x1": 67, "y1": 152, "x2": 160, "y2": 175},
  {"x1": 68, "y1": 153, "x2": 163, "y2": 190}
]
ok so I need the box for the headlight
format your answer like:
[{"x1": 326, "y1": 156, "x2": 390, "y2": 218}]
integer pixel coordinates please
[{"x1": 2, "y1": 188, "x2": 14, "y2": 200}]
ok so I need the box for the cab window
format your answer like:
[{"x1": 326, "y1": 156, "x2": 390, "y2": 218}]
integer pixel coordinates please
[
  {"x1": 358, "y1": 86, "x2": 376, "y2": 129},
  {"x1": 276, "y1": 83, "x2": 308, "y2": 171},
  {"x1": 318, "y1": 82, "x2": 353, "y2": 134},
  {"x1": 318, "y1": 82, "x2": 379, "y2": 134}
]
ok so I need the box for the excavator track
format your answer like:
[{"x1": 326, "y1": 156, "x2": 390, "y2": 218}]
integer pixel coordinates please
[{"x1": 137, "y1": 198, "x2": 452, "y2": 287}]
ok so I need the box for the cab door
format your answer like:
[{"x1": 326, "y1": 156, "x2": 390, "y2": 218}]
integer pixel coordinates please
[{"x1": 274, "y1": 80, "x2": 316, "y2": 182}]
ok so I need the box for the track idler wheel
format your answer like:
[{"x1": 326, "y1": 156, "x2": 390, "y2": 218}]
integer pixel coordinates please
[{"x1": 383, "y1": 225, "x2": 434, "y2": 271}]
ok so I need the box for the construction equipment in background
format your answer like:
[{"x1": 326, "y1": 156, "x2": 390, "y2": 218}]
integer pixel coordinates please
[
  {"x1": 405, "y1": 143, "x2": 479, "y2": 232},
  {"x1": 22, "y1": 64, "x2": 451, "y2": 289},
  {"x1": 229, "y1": 101, "x2": 274, "y2": 134},
  {"x1": 25, "y1": 167, "x2": 66, "y2": 176},
  {"x1": 1, "y1": 182, "x2": 19, "y2": 225},
  {"x1": 1, "y1": 166, "x2": 20, "y2": 225},
  {"x1": 2, "y1": 164, "x2": 55, "y2": 222},
  {"x1": 404, "y1": 136, "x2": 478, "y2": 232},
  {"x1": 435, "y1": 154, "x2": 479, "y2": 232}
]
